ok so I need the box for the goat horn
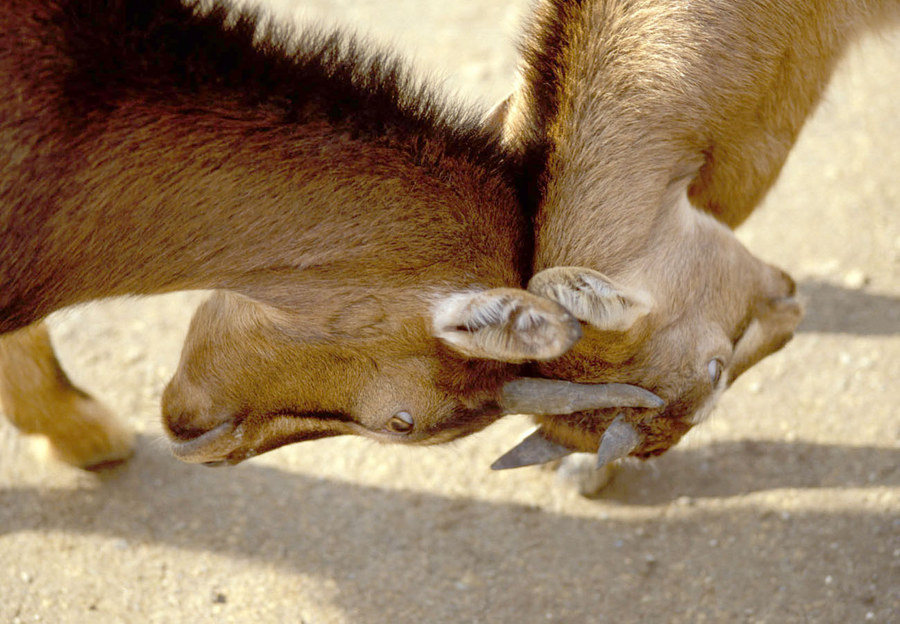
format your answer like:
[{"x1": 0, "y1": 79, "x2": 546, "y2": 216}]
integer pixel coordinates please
[
  {"x1": 490, "y1": 428, "x2": 573, "y2": 470},
  {"x1": 595, "y1": 415, "x2": 642, "y2": 469},
  {"x1": 500, "y1": 378, "x2": 663, "y2": 416}
]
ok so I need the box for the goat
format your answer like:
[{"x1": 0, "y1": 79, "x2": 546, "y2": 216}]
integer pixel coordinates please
[
  {"x1": 0, "y1": 0, "x2": 662, "y2": 468},
  {"x1": 489, "y1": 0, "x2": 899, "y2": 469}
]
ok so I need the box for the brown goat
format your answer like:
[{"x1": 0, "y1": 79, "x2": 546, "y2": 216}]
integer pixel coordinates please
[
  {"x1": 0, "y1": 0, "x2": 664, "y2": 468},
  {"x1": 489, "y1": 0, "x2": 900, "y2": 469}
]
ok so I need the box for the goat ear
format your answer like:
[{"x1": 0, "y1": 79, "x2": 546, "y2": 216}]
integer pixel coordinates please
[
  {"x1": 431, "y1": 288, "x2": 582, "y2": 362},
  {"x1": 729, "y1": 295, "x2": 803, "y2": 382},
  {"x1": 528, "y1": 267, "x2": 654, "y2": 332},
  {"x1": 482, "y1": 93, "x2": 512, "y2": 136}
]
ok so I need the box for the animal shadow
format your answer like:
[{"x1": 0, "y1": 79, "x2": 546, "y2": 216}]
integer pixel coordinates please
[
  {"x1": 600, "y1": 438, "x2": 900, "y2": 504},
  {"x1": 797, "y1": 279, "x2": 900, "y2": 336}
]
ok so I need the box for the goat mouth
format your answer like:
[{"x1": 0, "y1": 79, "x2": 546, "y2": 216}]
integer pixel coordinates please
[
  {"x1": 169, "y1": 421, "x2": 242, "y2": 464},
  {"x1": 168, "y1": 410, "x2": 350, "y2": 465}
]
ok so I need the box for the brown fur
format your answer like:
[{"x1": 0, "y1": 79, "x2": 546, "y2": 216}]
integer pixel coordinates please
[
  {"x1": 6, "y1": 0, "x2": 881, "y2": 469},
  {"x1": 0, "y1": 323, "x2": 133, "y2": 467},
  {"x1": 0, "y1": 0, "x2": 586, "y2": 467},
  {"x1": 492, "y1": 0, "x2": 900, "y2": 456}
]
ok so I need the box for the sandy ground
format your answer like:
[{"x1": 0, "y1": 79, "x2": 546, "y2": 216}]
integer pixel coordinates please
[{"x1": 1, "y1": 1, "x2": 898, "y2": 622}]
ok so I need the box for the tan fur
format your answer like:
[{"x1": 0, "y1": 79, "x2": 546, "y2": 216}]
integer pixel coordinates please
[
  {"x1": 493, "y1": 0, "x2": 900, "y2": 456},
  {"x1": 507, "y1": 0, "x2": 900, "y2": 232},
  {"x1": 0, "y1": 324, "x2": 134, "y2": 468}
]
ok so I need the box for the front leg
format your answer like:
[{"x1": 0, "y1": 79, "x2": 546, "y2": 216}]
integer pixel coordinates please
[{"x1": 0, "y1": 322, "x2": 133, "y2": 469}]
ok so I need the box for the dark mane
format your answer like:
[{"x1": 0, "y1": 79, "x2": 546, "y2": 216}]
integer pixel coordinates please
[
  {"x1": 53, "y1": 0, "x2": 511, "y2": 178},
  {"x1": 516, "y1": 0, "x2": 587, "y2": 145},
  {"x1": 510, "y1": 0, "x2": 588, "y2": 213}
]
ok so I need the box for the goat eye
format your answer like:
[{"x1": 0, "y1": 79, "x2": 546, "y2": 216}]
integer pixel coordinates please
[
  {"x1": 707, "y1": 359, "x2": 724, "y2": 386},
  {"x1": 387, "y1": 411, "x2": 414, "y2": 434}
]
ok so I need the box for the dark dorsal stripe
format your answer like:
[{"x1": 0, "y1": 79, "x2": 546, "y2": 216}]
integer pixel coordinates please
[{"x1": 51, "y1": 0, "x2": 512, "y2": 181}]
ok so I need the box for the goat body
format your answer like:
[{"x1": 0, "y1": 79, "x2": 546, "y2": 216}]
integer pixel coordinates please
[
  {"x1": 490, "y1": 0, "x2": 900, "y2": 465},
  {"x1": 1, "y1": 0, "x2": 658, "y2": 467}
]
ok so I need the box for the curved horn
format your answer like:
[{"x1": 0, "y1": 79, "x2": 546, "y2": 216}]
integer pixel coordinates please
[
  {"x1": 490, "y1": 428, "x2": 573, "y2": 470},
  {"x1": 595, "y1": 415, "x2": 642, "y2": 469},
  {"x1": 500, "y1": 378, "x2": 663, "y2": 416}
]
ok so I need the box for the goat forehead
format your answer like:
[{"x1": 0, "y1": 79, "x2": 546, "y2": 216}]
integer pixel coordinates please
[
  {"x1": 664, "y1": 256, "x2": 762, "y2": 333},
  {"x1": 634, "y1": 212, "x2": 756, "y2": 314},
  {"x1": 680, "y1": 203, "x2": 761, "y2": 275}
]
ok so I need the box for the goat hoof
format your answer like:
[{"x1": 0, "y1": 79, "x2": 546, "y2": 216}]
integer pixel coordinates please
[{"x1": 42, "y1": 395, "x2": 135, "y2": 470}]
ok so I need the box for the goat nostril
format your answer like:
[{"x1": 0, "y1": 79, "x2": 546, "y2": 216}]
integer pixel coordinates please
[
  {"x1": 164, "y1": 412, "x2": 211, "y2": 442},
  {"x1": 161, "y1": 378, "x2": 230, "y2": 441},
  {"x1": 163, "y1": 409, "x2": 235, "y2": 443},
  {"x1": 780, "y1": 269, "x2": 797, "y2": 297}
]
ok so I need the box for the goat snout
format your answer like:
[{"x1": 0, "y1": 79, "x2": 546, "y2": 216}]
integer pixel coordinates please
[
  {"x1": 160, "y1": 380, "x2": 224, "y2": 441},
  {"x1": 163, "y1": 408, "x2": 231, "y2": 442},
  {"x1": 161, "y1": 379, "x2": 242, "y2": 464},
  {"x1": 770, "y1": 265, "x2": 797, "y2": 299}
]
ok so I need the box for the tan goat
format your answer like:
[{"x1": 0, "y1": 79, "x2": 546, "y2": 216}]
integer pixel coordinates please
[
  {"x1": 0, "y1": 0, "x2": 664, "y2": 468},
  {"x1": 490, "y1": 0, "x2": 899, "y2": 470}
]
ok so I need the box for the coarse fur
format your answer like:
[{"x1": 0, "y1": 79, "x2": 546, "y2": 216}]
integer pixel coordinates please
[{"x1": 1, "y1": 0, "x2": 593, "y2": 467}]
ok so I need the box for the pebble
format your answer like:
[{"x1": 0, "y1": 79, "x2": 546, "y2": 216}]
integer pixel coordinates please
[{"x1": 843, "y1": 269, "x2": 869, "y2": 289}]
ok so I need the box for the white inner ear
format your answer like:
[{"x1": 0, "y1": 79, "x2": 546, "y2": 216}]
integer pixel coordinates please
[
  {"x1": 529, "y1": 268, "x2": 654, "y2": 332},
  {"x1": 430, "y1": 289, "x2": 580, "y2": 362},
  {"x1": 482, "y1": 93, "x2": 512, "y2": 136},
  {"x1": 431, "y1": 291, "x2": 501, "y2": 337}
]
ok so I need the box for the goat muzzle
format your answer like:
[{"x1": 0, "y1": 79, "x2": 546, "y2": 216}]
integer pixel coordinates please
[{"x1": 168, "y1": 420, "x2": 243, "y2": 465}]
